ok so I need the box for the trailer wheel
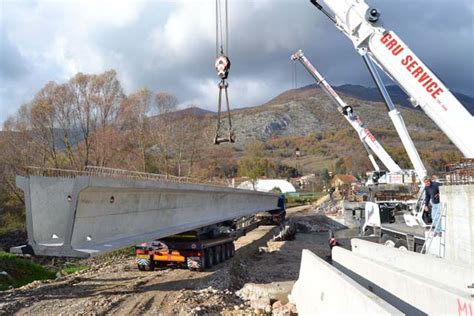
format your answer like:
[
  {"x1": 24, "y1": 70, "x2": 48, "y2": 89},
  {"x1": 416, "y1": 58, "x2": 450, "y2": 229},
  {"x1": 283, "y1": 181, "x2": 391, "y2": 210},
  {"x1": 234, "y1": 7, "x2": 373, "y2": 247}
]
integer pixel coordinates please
[
  {"x1": 222, "y1": 244, "x2": 228, "y2": 261},
  {"x1": 186, "y1": 258, "x2": 195, "y2": 271},
  {"x1": 205, "y1": 249, "x2": 213, "y2": 268},
  {"x1": 197, "y1": 252, "x2": 209, "y2": 271},
  {"x1": 155, "y1": 261, "x2": 167, "y2": 269},
  {"x1": 395, "y1": 239, "x2": 409, "y2": 251},
  {"x1": 215, "y1": 246, "x2": 222, "y2": 264},
  {"x1": 224, "y1": 243, "x2": 231, "y2": 260},
  {"x1": 197, "y1": 255, "x2": 207, "y2": 272},
  {"x1": 381, "y1": 234, "x2": 396, "y2": 248},
  {"x1": 145, "y1": 260, "x2": 155, "y2": 271},
  {"x1": 208, "y1": 247, "x2": 217, "y2": 266}
]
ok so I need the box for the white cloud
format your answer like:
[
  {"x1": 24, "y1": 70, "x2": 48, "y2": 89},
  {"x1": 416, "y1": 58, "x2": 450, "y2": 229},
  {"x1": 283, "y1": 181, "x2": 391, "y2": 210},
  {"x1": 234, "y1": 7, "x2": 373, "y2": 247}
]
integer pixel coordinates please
[{"x1": 1, "y1": 0, "x2": 473, "y2": 124}]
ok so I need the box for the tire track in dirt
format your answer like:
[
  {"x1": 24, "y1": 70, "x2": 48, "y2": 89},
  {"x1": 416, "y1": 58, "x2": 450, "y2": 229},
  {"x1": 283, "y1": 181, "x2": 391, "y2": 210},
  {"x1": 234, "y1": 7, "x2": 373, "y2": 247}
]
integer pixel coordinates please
[{"x1": 2, "y1": 206, "x2": 314, "y2": 315}]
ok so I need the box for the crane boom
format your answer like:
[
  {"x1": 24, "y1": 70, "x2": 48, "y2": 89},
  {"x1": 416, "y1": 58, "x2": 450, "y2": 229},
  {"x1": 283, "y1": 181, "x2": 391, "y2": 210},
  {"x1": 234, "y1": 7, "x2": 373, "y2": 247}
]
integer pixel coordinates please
[
  {"x1": 312, "y1": 0, "x2": 474, "y2": 158},
  {"x1": 362, "y1": 54, "x2": 427, "y2": 183},
  {"x1": 291, "y1": 50, "x2": 402, "y2": 173}
]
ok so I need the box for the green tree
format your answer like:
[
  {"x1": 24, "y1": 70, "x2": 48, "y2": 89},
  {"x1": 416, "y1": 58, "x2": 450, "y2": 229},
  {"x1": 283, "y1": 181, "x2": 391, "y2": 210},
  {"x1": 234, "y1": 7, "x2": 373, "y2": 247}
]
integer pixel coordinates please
[
  {"x1": 271, "y1": 187, "x2": 282, "y2": 194},
  {"x1": 320, "y1": 168, "x2": 330, "y2": 185},
  {"x1": 237, "y1": 143, "x2": 269, "y2": 188},
  {"x1": 334, "y1": 158, "x2": 347, "y2": 174}
]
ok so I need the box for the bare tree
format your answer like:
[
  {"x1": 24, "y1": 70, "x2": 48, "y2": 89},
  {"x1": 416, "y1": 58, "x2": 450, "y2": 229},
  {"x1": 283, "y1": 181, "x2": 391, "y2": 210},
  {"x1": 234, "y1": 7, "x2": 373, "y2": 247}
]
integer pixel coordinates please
[
  {"x1": 152, "y1": 92, "x2": 178, "y2": 176},
  {"x1": 119, "y1": 88, "x2": 152, "y2": 171},
  {"x1": 53, "y1": 83, "x2": 80, "y2": 170},
  {"x1": 154, "y1": 92, "x2": 177, "y2": 116},
  {"x1": 90, "y1": 70, "x2": 124, "y2": 167},
  {"x1": 30, "y1": 82, "x2": 59, "y2": 168},
  {"x1": 68, "y1": 73, "x2": 96, "y2": 169}
]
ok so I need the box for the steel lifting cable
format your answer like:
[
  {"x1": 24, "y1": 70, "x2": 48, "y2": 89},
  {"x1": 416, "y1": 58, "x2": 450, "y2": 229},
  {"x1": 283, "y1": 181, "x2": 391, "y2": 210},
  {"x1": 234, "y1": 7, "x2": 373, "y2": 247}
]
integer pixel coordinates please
[
  {"x1": 293, "y1": 60, "x2": 298, "y2": 89},
  {"x1": 214, "y1": 0, "x2": 234, "y2": 144}
]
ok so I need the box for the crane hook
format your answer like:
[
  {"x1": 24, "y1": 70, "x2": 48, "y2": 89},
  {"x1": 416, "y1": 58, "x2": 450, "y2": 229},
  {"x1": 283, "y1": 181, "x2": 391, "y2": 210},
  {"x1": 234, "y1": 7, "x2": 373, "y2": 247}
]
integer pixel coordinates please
[
  {"x1": 213, "y1": 0, "x2": 234, "y2": 144},
  {"x1": 214, "y1": 73, "x2": 235, "y2": 145}
]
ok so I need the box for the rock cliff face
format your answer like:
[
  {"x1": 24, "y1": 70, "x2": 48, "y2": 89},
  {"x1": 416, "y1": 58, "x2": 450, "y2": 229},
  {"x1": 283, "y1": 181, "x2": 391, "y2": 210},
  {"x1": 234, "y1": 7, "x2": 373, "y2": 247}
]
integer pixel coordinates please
[
  {"x1": 190, "y1": 84, "x2": 461, "y2": 176},
  {"x1": 222, "y1": 85, "x2": 441, "y2": 149}
]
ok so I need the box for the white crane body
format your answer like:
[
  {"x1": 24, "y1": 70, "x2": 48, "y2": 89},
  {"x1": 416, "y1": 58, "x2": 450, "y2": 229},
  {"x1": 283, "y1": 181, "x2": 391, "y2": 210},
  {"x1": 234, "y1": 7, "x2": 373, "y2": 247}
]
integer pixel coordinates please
[
  {"x1": 316, "y1": 0, "x2": 474, "y2": 158},
  {"x1": 291, "y1": 50, "x2": 402, "y2": 174}
]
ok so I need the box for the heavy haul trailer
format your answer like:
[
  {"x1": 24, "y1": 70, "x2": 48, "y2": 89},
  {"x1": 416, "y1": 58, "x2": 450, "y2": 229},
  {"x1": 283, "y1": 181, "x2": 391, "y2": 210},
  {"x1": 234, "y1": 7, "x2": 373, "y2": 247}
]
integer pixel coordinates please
[
  {"x1": 136, "y1": 230, "x2": 237, "y2": 271},
  {"x1": 136, "y1": 207, "x2": 285, "y2": 271}
]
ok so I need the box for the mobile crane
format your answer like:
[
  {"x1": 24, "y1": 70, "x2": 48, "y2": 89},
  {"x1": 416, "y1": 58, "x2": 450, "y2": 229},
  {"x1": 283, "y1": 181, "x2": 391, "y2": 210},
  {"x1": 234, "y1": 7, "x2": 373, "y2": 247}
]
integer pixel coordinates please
[
  {"x1": 291, "y1": 50, "x2": 418, "y2": 187},
  {"x1": 292, "y1": 50, "x2": 426, "y2": 249},
  {"x1": 309, "y1": 0, "x2": 474, "y2": 253},
  {"x1": 310, "y1": 0, "x2": 474, "y2": 159}
]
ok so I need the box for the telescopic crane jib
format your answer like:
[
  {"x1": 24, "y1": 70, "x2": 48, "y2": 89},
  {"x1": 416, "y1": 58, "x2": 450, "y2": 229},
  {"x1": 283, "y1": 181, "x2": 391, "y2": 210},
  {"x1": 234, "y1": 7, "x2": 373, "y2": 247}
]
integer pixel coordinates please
[
  {"x1": 291, "y1": 50, "x2": 402, "y2": 175},
  {"x1": 213, "y1": 0, "x2": 235, "y2": 145},
  {"x1": 310, "y1": 0, "x2": 474, "y2": 159}
]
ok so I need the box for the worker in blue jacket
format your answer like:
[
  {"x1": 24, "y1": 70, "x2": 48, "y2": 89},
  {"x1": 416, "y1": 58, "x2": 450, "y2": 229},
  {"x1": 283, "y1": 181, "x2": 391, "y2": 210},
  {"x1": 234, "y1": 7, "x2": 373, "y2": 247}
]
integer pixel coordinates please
[
  {"x1": 277, "y1": 194, "x2": 286, "y2": 224},
  {"x1": 424, "y1": 176, "x2": 442, "y2": 236}
]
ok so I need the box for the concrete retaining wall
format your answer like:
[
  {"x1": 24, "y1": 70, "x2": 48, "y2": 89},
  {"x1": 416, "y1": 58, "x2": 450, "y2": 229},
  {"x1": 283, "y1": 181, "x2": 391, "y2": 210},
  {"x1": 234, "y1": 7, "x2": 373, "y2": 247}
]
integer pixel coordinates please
[
  {"x1": 332, "y1": 246, "x2": 473, "y2": 315},
  {"x1": 351, "y1": 238, "x2": 474, "y2": 292},
  {"x1": 442, "y1": 184, "x2": 474, "y2": 268},
  {"x1": 289, "y1": 249, "x2": 401, "y2": 315}
]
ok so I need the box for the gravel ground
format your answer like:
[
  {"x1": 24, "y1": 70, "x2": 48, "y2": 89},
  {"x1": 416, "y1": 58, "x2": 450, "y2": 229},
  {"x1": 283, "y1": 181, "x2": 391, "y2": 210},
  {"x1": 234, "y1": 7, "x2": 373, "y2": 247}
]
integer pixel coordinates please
[{"x1": 0, "y1": 206, "x2": 348, "y2": 315}]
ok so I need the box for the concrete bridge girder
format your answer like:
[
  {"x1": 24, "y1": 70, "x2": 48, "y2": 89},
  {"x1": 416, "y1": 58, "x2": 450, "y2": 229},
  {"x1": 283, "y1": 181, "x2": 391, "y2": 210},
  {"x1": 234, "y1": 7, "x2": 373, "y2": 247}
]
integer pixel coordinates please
[
  {"x1": 290, "y1": 249, "x2": 402, "y2": 315},
  {"x1": 12, "y1": 175, "x2": 279, "y2": 258},
  {"x1": 332, "y1": 246, "x2": 473, "y2": 315}
]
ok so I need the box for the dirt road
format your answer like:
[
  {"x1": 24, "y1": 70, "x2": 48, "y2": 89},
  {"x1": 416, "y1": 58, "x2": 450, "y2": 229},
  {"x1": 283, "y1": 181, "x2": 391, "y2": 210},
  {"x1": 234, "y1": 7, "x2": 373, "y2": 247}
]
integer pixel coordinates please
[{"x1": 0, "y1": 206, "x2": 344, "y2": 315}]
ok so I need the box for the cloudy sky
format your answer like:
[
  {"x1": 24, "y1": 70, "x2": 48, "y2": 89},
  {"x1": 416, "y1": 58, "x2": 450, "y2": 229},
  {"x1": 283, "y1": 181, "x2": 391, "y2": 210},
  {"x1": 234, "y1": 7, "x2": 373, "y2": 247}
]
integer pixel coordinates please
[{"x1": 1, "y1": 0, "x2": 473, "y2": 124}]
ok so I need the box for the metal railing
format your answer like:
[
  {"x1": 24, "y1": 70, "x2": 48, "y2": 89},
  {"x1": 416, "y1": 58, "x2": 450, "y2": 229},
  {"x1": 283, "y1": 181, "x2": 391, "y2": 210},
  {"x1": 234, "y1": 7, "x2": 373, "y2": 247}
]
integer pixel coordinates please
[
  {"x1": 22, "y1": 166, "x2": 231, "y2": 188},
  {"x1": 439, "y1": 159, "x2": 474, "y2": 185}
]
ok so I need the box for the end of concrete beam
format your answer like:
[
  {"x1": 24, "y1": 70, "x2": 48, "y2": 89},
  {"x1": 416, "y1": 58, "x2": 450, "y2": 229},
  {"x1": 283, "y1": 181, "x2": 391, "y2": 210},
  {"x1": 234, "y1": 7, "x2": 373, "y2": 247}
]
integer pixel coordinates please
[{"x1": 290, "y1": 249, "x2": 402, "y2": 315}]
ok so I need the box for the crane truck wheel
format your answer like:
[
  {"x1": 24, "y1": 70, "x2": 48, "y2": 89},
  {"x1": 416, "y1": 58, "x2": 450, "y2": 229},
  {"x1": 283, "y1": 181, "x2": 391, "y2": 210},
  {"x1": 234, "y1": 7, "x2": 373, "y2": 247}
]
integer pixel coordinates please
[
  {"x1": 395, "y1": 239, "x2": 409, "y2": 251},
  {"x1": 415, "y1": 244, "x2": 424, "y2": 253},
  {"x1": 138, "y1": 264, "x2": 146, "y2": 271},
  {"x1": 381, "y1": 234, "x2": 396, "y2": 248},
  {"x1": 230, "y1": 243, "x2": 235, "y2": 257}
]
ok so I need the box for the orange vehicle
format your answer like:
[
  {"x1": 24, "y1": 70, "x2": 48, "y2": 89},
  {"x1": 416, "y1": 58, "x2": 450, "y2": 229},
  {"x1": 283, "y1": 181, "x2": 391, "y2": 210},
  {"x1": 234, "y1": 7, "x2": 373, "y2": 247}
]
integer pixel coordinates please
[
  {"x1": 136, "y1": 231, "x2": 237, "y2": 271},
  {"x1": 136, "y1": 201, "x2": 286, "y2": 271},
  {"x1": 135, "y1": 215, "x2": 258, "y2": 271}
]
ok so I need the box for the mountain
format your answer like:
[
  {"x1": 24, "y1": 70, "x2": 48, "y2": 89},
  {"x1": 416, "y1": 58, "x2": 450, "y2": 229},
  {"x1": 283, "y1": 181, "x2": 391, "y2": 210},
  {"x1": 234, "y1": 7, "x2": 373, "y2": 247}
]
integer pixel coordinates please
[
  {"x1": 230, "y1": 85, "x2": 442, "y2": 145},
  {"x1": 177, "y1": 106, "x2": 214, "y2": 117},
  {"x1": 1, "y1": 85, "x2": 463, "y2": 175},
  {"x1": 149, "y1": 106, "x2": 214, "y2": 121}
]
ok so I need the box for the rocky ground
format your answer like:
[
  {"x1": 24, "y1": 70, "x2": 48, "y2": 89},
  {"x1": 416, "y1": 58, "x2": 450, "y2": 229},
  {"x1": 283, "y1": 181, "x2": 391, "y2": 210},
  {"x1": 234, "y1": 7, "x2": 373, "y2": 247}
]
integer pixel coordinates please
[
  {"x1": 0, "y1": 205, "x2": 349, "y2": 315},
  {"x1": 0, "y1": 231, "x2": 27, "y2": 253}
]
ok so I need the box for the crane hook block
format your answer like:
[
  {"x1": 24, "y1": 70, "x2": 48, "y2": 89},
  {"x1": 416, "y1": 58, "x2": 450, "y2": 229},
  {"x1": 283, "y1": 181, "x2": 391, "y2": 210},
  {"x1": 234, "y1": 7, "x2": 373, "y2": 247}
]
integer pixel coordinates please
[{"x1": 215, "y1": 55, "x2": 231, "y2": 79}]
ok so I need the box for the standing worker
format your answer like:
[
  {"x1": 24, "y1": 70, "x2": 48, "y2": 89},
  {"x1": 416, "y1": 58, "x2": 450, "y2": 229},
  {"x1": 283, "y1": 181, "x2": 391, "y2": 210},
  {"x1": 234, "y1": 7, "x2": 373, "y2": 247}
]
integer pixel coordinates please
[
  {"x1": 424, "y1": 176, "x2": 442, "y2": 236},
  {"x1": 277, "y1": 194, "x2": 286, "y2": 225}
]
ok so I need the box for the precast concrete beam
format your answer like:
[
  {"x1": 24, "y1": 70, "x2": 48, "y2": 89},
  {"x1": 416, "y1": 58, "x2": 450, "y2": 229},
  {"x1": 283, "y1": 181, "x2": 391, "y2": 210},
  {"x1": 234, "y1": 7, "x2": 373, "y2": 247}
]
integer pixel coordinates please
[
  {"x1": 12, "y1": 175, "x2": 279, "y2": 258},
  {"x1": 351, "y1": 238, "x2": 474, "y2": 293},
  {"x1": 332, "y1": 246, "x2": 474, "y2": 315},
  {"x1": 289, "y1": 249, "x2": 402, "y2": 315}
]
